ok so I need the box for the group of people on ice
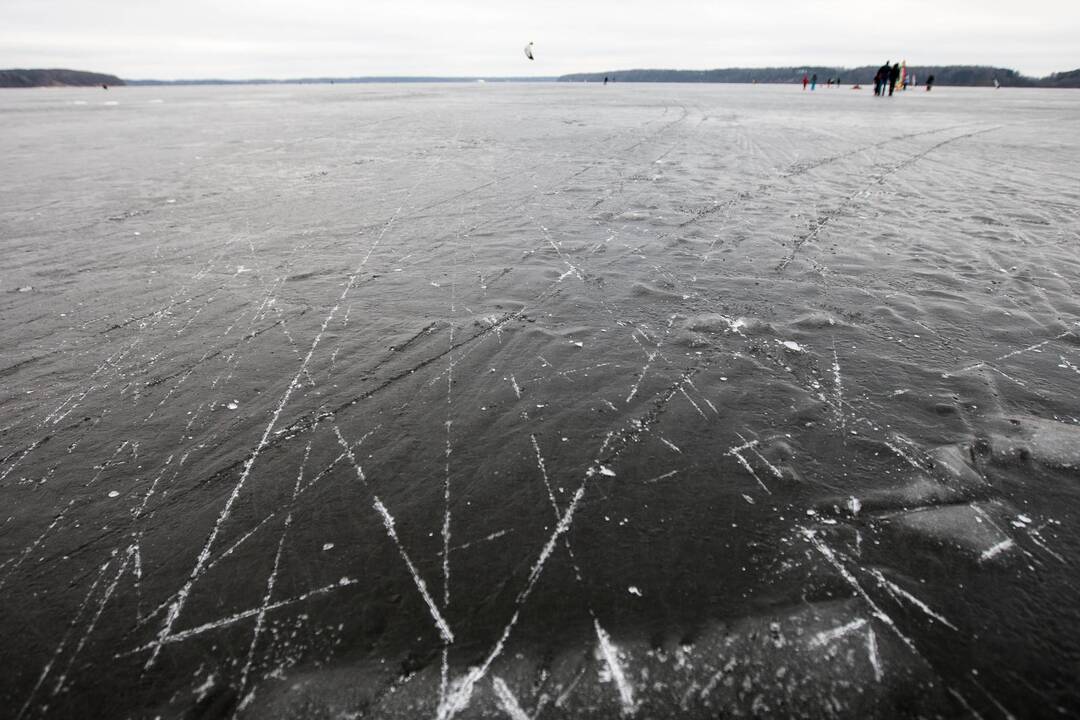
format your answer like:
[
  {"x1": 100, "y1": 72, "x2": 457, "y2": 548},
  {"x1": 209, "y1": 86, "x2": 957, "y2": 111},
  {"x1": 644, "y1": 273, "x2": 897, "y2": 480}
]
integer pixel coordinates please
[
  {"x1": 873, "y1": 61, "x2": 935, "y2": 95},
  {"x1": 801, "y1": 73, "x2": 842, "y2": 91},
  {"x1": 801, "y1": 64, "x2": 936, "y2": 94}
]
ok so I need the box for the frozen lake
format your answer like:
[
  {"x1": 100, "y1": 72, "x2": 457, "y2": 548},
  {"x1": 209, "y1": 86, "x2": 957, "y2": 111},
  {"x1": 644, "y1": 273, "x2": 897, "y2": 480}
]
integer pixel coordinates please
[{"x1": 2, "y1": 82, "x2": 1079, "y2": 718}]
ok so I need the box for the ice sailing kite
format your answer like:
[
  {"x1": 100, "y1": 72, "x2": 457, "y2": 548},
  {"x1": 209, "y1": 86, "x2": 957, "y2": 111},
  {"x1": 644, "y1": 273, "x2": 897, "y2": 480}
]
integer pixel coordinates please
[{"x1": 524, "y1": 42, "x2": 534, "y2": 60}]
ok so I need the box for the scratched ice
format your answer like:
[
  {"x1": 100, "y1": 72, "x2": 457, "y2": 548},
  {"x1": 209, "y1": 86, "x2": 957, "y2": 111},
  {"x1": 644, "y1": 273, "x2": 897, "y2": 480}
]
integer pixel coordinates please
[{"x1": 1, "y1": 83, "x2": 1079, "y2": 719}]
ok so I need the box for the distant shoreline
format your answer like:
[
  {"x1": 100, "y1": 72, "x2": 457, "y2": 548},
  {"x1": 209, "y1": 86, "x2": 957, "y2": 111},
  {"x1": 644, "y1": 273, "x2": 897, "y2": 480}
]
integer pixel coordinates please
[
  {"x1": 0, "y1": 69, "x2": 558, "y2": 88},
  {"x1": 560, "y1": 65, "x2": 1080, "y2": 88},
  {"x1": 123, "y1": 76, "x2": 557, "y2": 86},
  {"x1": 3, "y1": 65, "x2": 1078, "y2": 89}
]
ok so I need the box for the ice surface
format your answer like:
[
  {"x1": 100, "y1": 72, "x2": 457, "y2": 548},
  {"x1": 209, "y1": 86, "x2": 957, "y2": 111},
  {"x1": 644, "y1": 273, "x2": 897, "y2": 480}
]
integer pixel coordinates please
[{"x1": 1, "y1": 83, "x2": 1079, "y2": 718}]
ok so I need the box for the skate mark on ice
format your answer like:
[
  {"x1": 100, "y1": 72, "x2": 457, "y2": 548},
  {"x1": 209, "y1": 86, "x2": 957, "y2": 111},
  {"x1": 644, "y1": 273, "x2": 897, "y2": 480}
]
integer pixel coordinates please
[
  {"x1": 438, "y1": 371, "x2": 697, "y2": 719},
  {"x1": 144, "y1": 187, "x2": 411, "y2": 669},
  {"x1": 332, "y1": 425, "x2": 454, "y2": 644}
]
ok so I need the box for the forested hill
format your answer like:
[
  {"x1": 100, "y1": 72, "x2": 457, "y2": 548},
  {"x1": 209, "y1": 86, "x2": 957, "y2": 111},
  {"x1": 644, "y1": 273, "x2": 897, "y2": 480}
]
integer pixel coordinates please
[
  {"x1": 1040, "y1": 69, "x2": 1080, "y2": 88},
  {"x1": 0, "y1": 69, "x2": 125, "y2": 88},
  {"x1": 559, "y1": 66, "x2": 1080, "y2": 87}
]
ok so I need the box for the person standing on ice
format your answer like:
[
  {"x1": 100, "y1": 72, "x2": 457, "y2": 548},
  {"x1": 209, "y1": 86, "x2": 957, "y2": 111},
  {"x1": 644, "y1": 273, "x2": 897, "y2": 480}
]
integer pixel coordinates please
[
  {"x1": 874, "y1": 62, "x2": 890, "y2": 96},
  {"x1": 802, "y1": 72, "x2": 809, "y2": 90},
  {"x1": 810, "y1": 73, "x2": 817, "y2": 90},
  {"x1": 925, "y1": 74, "x2": 935, "y2": 91},
  {"x1": 888, "y1": 62, "x2": 900, "y2": 96}
]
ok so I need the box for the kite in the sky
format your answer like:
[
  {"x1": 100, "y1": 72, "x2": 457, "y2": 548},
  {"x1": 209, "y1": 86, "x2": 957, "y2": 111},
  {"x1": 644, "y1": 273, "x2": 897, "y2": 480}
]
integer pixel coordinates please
[{"x1": 524, "y1": 42, "x2": 534, "y2": 60}]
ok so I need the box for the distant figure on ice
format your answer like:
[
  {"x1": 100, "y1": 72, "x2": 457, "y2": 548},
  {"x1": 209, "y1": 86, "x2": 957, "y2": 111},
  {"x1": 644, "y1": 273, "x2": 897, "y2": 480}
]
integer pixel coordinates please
[
  {"x1": 102, "y1": 84, "x2": 108, "y2": 90},
  {"x1": 827, "y1": 78, "x2": 833, "y2": 88},
  {"x1": 888, "y1": 62, "x2": 900, "y2": 96},
  {"x1": 993, "y1": 77, "x2": 1001, "y2": 89},
  {"x1": 925, "y1": 74, "x2": 935, "y2": 91},
  {"x1": 802, "y1": 72, "x2": 809, "y2": 90},
  {"x1": 604, "y1": 76, "x2": 609, "y2": 85},
  {"x1": 811, "y1": 73, "x2": 817, "y2": 90}
]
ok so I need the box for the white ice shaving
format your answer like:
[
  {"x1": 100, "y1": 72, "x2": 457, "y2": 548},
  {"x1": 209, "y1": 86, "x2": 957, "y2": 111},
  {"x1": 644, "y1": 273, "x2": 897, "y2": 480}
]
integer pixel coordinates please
[
  {"x1": 808, "y1": 618, "x2": 867, "y2": 647},
  {"x1": 595, "y1": 620, "x2": 636, "y2": 716},
  {"x1": 491, "y1": 676, "x2": 530, "y2": 720},
  {"x1": 832, "y1": 344, "x2": 844, "y2": 431},
  {"x1": 980, "y1": 538, "x2": 1015, "y2": 562},
  {"x1": 748, "y1": 443, "x2": 783, "y2": 479},
  {"x1": 120, "y1": 578, "x2": 360, "y2": 653},
  {"x1": 945, "y1": 327, "x2": 1077, "y2": 377},
  {"x1": 883, "y1": 435, "x2": 925, "y2": 471},
  {"x1": 334, "y1": 426, "x2": 454, "y2": 643},
  {"x1": 659, "y1": 436, "x2": 682, "y2": 453},
  {"x1": 867, "y1": 626, "x2": 883, "y2": 682},
  {"x1": 644, "y1": 470, "x2": 678, "y2": 483},
  {"x1": 678, "y1": 386, "x2": 708, "y2": 419},
  {"x1": 870, "y1": 569, "x2": 958, "y2": 630},
  {"x1": 803, "y1": 529, "x2": 922, "y2": 656},
  {"x1": 727, "y1": 442, "x2": 772, "y2": 494}
]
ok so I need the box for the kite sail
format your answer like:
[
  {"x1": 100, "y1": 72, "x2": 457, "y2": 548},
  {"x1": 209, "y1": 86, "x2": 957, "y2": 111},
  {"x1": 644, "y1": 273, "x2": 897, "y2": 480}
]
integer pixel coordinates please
[{"x1": 524, "y1": 42, "x2": 534, "y2": 60}]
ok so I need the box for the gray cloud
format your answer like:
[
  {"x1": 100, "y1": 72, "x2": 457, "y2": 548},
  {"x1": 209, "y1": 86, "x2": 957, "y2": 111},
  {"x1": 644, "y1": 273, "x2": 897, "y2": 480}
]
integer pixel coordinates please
[{"x1": 1, "y1": 0, "x2": 1076, "y2": 79}]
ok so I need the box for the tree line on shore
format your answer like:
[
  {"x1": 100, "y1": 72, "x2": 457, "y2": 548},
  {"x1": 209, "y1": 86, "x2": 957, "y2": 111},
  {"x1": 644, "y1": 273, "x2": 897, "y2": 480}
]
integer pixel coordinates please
[
  {"x1": 0, "y1": 68, "x2": 125, "y2": 88},
  {"x1": 4, "y1": 65, "x2": 1078, "y2": 89},
  {"x1": 558, "y1": 66, "x2": 1080, "y2": 88}
]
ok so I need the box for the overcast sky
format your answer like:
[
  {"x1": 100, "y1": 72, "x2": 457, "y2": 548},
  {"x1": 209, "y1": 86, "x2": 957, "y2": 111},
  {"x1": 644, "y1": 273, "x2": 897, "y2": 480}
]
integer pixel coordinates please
[{"x1": 3, "y1": 0, "x2": 1077, "y2": 79}]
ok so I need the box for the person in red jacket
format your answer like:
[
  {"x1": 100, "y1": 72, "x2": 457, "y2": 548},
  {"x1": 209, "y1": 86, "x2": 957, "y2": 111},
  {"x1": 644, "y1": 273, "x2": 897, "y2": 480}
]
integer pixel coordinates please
[{"x1": 802, "y1": 72, "x2": 809, "y2": 90}]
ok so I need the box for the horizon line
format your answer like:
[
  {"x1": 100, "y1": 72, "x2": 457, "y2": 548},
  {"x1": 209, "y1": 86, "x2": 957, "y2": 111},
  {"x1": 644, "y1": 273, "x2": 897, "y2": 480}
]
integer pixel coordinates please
[
  {"x1": 5, "y1": 63, "x2": 1078, "y2": 86},
  {"x1": 124, "y1": 62, "x2": 1080, "y2": 83}
]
